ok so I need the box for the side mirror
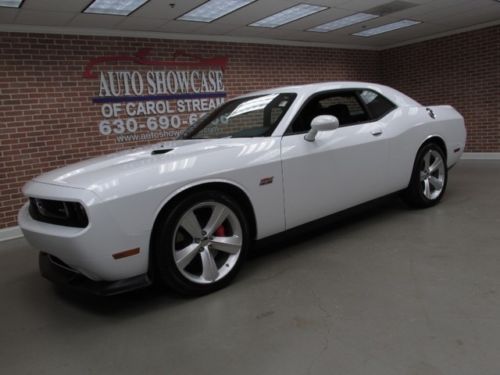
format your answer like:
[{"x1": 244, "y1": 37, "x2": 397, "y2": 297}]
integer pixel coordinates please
[{"x1": 304, "y1": 115, "x2": 339, "y2": 142}]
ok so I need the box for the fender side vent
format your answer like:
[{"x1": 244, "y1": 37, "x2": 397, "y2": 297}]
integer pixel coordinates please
[{"x1": 151, "y1": 149, "x2": 172, "y2": 155}]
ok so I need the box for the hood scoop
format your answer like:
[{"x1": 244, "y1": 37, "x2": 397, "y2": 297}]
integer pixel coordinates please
[{"x1": 151, "y1": 148, "x2": 173, "y2": 155}]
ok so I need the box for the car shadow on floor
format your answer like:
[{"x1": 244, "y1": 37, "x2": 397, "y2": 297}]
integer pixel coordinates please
[
  {"x1": 52, "y1": 282, "x2": 181, "y2": 315},
  {"x1": 250, "y1": 193, "x2": 406, "y2": 259}
]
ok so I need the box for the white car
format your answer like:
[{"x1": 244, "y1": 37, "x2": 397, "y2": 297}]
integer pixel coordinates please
[{"x1": 19, "y1": 82, "x2": 466, "y2": 296}]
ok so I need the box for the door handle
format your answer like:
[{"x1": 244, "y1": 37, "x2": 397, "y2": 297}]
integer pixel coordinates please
[{"x1": 371, "y1": 128, "x2": 383, "y2": 136}]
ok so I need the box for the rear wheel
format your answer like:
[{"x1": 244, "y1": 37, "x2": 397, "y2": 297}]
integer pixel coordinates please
[
  {"x1": 401, "y1": 143, "x2": 447, "y2": 208},
  {"x1": 153, "y1": 191, "x2": 249, "y2": 296}
]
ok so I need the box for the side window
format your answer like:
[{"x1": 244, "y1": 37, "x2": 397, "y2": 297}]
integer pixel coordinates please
[
  {"x1": 289, "y1": 91, "x2": 369, "y2": 134},
  {"x1": 359, "y1": 90, "x2": 396, "y2": 119}
]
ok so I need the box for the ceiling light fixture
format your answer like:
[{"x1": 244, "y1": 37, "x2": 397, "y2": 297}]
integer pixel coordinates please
[
  {"x1": 308, "y1": 12, "x2": 379, "y2": 32},
  {"x1": 178, "y1": 0, "x2": 256, "y2": 23},
  {"x1": 0, "y1": 0, "x2": 23, "y2": 8},
  {"x1": 249, "y1": 3, "x2": 328, "y2": 28},
  {"x1": 353, "y1": 19, "x2": 421, "y2": 37},
  {"x1": 84, "y1": 0, "x2": 149, "y2": 16}
]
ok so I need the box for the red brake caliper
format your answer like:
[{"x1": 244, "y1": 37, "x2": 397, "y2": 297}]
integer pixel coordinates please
[{"x1": 214, "y1": 225, "x2": 225, "y2": 237}]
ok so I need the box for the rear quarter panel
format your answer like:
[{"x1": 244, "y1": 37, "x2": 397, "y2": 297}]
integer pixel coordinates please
[{"x1": 385, "y1": 105, "x2": 466, "y2": 190}]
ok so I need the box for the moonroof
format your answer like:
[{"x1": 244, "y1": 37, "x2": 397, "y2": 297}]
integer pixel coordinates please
[{"x1": 250, "y1": 3, "x2": 328, "y2": 28}]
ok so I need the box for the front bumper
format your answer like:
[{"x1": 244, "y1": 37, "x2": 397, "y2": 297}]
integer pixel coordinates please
[
  {"x1": 19, "y1": 181, "x2": 151, "y2": 281},
  {"x1": 39, "y1": 252, "x2": 151, "y2": 296}
]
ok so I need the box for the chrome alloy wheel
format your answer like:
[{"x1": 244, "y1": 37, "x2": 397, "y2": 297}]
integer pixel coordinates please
[
  {"x1": 419, "y1": 149, "x2": 445, "y2": 200},
  {"x1": 172, "y1": 202, "x2": 243, "y2": 284}
]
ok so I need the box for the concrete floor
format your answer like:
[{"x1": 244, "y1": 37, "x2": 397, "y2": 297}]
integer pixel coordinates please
[{"x1": 1, "y1": 160, "x2": 500, "y2": 375}]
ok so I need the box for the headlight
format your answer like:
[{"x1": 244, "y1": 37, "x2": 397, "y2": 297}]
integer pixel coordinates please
[{"x1": 29, "y1": 198, "x2": 89, "y2": 228}]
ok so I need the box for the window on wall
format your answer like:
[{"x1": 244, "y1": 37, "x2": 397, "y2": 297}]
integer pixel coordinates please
[
  {"x1": 288, "y1": 90, "x2": 370, "y2": 134},
  {"x1": 359, "y1": 90, "x2": 396, "y2": 119}
]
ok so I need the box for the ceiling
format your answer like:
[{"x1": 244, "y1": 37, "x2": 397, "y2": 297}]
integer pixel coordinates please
[{"x1": 0, "y1": 0, "x2": 499, "y2": 49}]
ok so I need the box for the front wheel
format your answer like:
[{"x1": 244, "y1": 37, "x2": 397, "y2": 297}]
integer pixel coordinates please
[
  {"x1": 152, "y1": 191, "x2": 250, "y2": 296},
  {"x1": 401, "y1": 143, "x2": 448, "y2": 208}
]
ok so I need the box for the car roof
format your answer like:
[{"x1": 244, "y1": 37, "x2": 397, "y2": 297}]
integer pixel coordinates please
[{"x1": 236, "y1": 81, "x2": 421, "y2": 107}]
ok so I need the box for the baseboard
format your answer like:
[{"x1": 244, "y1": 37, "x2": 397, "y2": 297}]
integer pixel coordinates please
[
  {"x1": 0, "y1": 226, "x2": 23, "y2": 242},
  {"x1": 462, "y1": 153, "x2": 500, "y2": 160}
]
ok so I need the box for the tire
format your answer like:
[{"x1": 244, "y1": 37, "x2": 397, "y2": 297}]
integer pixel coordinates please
[
  {"x1": 152, "y1": 190, "x2": 250, "y2": 296},
  {"x1": 401, "y1": 143, "x2": 448, "y2": 208}
]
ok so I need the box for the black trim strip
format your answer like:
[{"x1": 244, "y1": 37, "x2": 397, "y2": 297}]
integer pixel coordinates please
[{"x1": 39, "y1": 253, "x2": 152, "y2": 296}]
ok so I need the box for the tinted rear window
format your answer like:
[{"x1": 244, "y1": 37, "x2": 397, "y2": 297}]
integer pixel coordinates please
[{"x1": 359, "y1": 90, "x2": 396, "y2": 119}]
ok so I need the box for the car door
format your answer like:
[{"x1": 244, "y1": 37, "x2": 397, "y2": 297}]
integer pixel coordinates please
[{"x1": 280, "y1": 89, "x2": 390, "y2": 230}]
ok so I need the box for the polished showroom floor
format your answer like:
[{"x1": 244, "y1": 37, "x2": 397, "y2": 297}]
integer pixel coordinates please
[{"x1": 1, "y1": 160, "x2": 500, "y2": 375}]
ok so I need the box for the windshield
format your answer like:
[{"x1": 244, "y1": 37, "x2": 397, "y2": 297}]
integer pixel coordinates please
[{"x1": 179, "y1": 93, "x2": 296, "y2": 139}]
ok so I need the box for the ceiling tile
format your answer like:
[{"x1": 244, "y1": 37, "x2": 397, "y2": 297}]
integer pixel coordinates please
[
  {"x1": 68, "y1": 13, "x2": 124, "y2": 28},
  {"x1": 115, "y1": 16, "x2": 166, "y2": 31},
  {"x1": 433, "y1": 7, "x2": 500, "y2": 28},
  {"x1": 193, "y1": 22, "x2": 240, "y2": 35},
  {"x1": 156, "y1": 20, "x2": 203, "y2": 33},
  {"x1": 426, "y1": 0, "x2": 474, "y2": 9},
  {"x1": 337, "y1": 0, "x2": 399, "y2": 12},
  {"x1": 0, "y1": 7, "x2": 18, "y2": 22},
  {"x1": 230, "y1": 25, "x2": 287, "y2": 38},
  {"x1": 15, "y1": 9, "x2": 75, "y2": 26},
  {"x1": 21, "y1": 0, "x2": 90, "y2": 12},
  {"x1": 133, "y1": 0, "x2": 205, "y2": 20}
]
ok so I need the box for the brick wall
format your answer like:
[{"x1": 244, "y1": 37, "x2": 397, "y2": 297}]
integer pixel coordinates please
[
  {"x1": 0, "y1": 26, "x2": 498, "y2": 229},
  {"x1": 382, "y1": 25, "x2": 500, "y2": 152}
]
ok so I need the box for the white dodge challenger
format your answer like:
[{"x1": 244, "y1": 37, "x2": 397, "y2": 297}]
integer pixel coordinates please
[{"x1": 19, "y1": 82, "x2": 466, "y2": 296}]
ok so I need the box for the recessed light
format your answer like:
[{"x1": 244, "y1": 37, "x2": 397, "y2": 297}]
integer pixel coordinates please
[
  {"x1": 353, "y1": 19, "x2": 421, "y2": 37},
  {"x1": 308, "y1": 13, "x2": 379, "y2": 32},
  {"x1": 0, "y1": 0, "x2": 23, "y2": 8},
  {"x1": 178, "y1": 0, "x2": 256, "y2": 23},
  {"x1": 249, "y1": 3, "x2": 328, "y2": 28},
  {"x1": 84, "y1": 0, "x2": 149, "y2": 16}
]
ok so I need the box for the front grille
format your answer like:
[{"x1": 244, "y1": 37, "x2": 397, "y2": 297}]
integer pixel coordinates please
[{"x1": 29, "y1": 198, "x2": 89, "y2": 228}]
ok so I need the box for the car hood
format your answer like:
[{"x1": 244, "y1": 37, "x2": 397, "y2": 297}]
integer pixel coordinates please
[{"x1": 33, "y1": 138, "x2": 243, "y2": 193}]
